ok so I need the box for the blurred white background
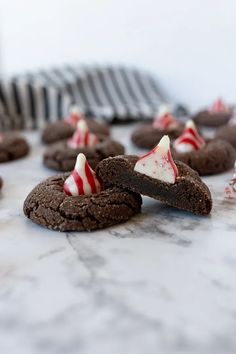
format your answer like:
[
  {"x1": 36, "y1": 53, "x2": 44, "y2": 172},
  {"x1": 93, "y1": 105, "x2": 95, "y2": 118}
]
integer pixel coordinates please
[{"x1": 0, "y1": 0, "x2": 235, "y2": 109}]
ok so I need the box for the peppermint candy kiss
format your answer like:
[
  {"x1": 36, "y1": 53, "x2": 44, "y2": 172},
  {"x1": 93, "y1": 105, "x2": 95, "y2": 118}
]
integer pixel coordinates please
[
  {"x1": 174, "y1": 120, "x2": 205, "y2": 153},
  {"x1": 153, "y1": 104, "x2": 178, "y2": 130},
  {"x1": 67, "y1": 120, "x2": 98, "y2": 149},
  {"x1": 209, "y1": 98, "x2": 229, "y2": 114},
  {"x1": 134, "y1": 135, "x2": 178, "y2": 184},
  {"x1": 65, "y1": 105, "x2": 83, "y2": 126},
  {"x1": 63, "y1": 153, "x2": 101, "y2": 196}
]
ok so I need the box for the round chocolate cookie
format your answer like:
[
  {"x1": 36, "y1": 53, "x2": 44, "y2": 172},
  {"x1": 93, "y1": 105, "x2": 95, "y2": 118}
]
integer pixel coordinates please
[
  {"x1": 0, "y1": 133, "x2": 30, "y2": 163},
  {"x1": 42, "y1": 120, "x2": 110, "y2": 145},
  {"x1": 215, "y1": 125, "x2": 236, "y2": 149},
  {"x1": 43, "y1": 138, "x2": 125, "y2": 172},
  {"x1": 193, "y1": 110, "x2": 232, "y2": 127},
  {"x1": 172, "y1": 140, "x2": 236, "y2": 176},
  {"x1": 131, "y1": 123, "x2": 184, "y2": 150},
  {"x1": 23, "y1": 174, "x2": 142, "y2": 231}
]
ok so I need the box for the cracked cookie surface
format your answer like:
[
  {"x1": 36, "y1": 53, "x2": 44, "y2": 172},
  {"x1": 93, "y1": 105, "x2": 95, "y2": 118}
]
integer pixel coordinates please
[
  {"x1": 43, "y1": 138, "x2": 125, "y2": 171},
  {"x1": 0, "y1": 133, "x2": 30, "y2": 163},
  {"x1": 172, "y1": 139, "x2": 236, "y2": 175},
  {"x1": 23, "y1": 174, "x2": 142, "y2": 231}
]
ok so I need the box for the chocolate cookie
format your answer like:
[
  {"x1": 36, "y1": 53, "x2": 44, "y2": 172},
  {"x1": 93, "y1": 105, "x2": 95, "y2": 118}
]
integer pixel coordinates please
[
  {"x1": 23, "y1": 174, "x2": 142, "y2": 231},
  {"x1": 215, "y1": 125, "x2": 236, "y2": 149},
  {"x1": 173, "y1": 139, "x2": 236, "y2": 176},
  {"x1": 193, "y1": 110, "x2": 232, "y2": 127},
  {"x1": 131, "y1": 123, "x2": 184, "y2": 150},
  {"x1": 43, "y1": 138, "x2": 125, "y2": 172},
  {"x1": 0, "y1": 133, "x2": 30, "y2": 163},
  {"x1": 42, "y1": 120, "x2": 110, "y2": 144},
  {"x1": 96, "y1": 155, "x2": 212, "y2": 215}
]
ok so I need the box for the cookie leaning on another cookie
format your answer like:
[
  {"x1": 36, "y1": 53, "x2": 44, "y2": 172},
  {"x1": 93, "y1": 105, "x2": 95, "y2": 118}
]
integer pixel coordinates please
[{"x1": 96, "y1": 136, "x2": 212, "y2": 215}]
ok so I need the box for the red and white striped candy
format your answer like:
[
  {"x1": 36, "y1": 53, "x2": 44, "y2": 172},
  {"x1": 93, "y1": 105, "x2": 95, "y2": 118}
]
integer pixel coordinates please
[
  {"x1": 173, "y1": 120, "x2": 205, "y2": 153},
  {"x1": 67, "y1": 120, "x2": 98, "y2": 149},
  {"x1": 63, "y1": 153, "x2": 101, "y2": 196},
  {"x1": 134, "y1": 135, "x2": 178, "y2": 184},
  {"x1": 209, "y1": 98, "x2": 229, "y2": 114},
  {"x1": 65, "y1": 105, "x2": 83, "y2": 126},
  {"x1": 153, "y1": 105, "x2": 179, "y2": 130}
]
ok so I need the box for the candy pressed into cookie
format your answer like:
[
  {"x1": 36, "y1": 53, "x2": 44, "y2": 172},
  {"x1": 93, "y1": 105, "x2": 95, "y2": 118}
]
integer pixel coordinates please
[
  {"x1": 42, "y1": 105, "x2": 110, "y2": 144},
  {"x1": 172, "y1": 120, "x2": 236, "y2": 175},
  {"x1": 131, "y1": 105, "x2": 184, "y2": 149},
  {"x1": 97, "y1": 136, "x2": 212, "y2": 215},
  {"x1": 193, "y1": 98, "x2": 232, "y2": 127},
  {"x1": 24, "y1": 154, "x2": 142, "y2": 231},
  {"x1": 0, "y1": 132, "x2": 30, "y2": 163},
  {"x1": 43, "y1": 120, "x2": 124, "y2": 171}
]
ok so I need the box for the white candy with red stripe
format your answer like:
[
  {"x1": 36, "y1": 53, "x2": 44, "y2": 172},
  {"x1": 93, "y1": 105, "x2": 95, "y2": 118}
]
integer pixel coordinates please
[
  {"x1": 67, "y1": 120, "x2": 98, "y2": 149},
  {"x1": 209, "y1": 98, "x2": 230, "y2": 114},
  {"x1": 152, "y1": 104, "x2": 179, "y2": 130},
  {"x1": 65, "y1": 105, "x2": 83, "y2": 126},
  {"x1": 174, "y1": 120, "x2": 205, "y2": 153},
  {"x1": 134, "y1": 135, "x2": 178, "y2": 183},
  {"x1": 63, "y1": 153, "x2": 101, "y2": 196}
]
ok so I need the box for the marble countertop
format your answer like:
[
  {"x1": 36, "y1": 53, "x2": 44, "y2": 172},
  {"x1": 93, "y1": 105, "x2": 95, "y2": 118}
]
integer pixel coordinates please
[{"x1": 0, "y1": 124, "x2": 236, "y2": 354}]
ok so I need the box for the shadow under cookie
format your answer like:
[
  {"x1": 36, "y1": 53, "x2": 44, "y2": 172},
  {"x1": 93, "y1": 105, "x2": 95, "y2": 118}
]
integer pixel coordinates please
[
  {"x1": 215, "y1": 125, "x2": 236, "y2": 149},
  {"x1": 193, "y1": 110, "x2": 232, "y2": 127},
  {"x1": 0, "y1": 176, "x2": 3, "y2": 190},
  {"x1": 42, "y1": 120, "x2": 110, "y2": 144},
  {"x1": 96, "y1": 155, "x2": 212, "y2": 215},
  {"x1": 172, "y1": 140, "x2": 236, "y2": 176},
  {"x1": 0, "y1": 133, "x2": 30, "y2": 163},
  {"x1": 43, "y1": 139, "x2": 125, "y2": 172},
  {"x1": 23, "y1": 174, "x2": 142, "y2": 231},
  {"x1": 131, "y1": 123, "x2": 184, "y2": 150}
]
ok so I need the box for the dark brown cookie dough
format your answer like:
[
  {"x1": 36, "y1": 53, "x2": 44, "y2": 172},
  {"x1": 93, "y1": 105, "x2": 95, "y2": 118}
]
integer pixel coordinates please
[
  {"x1": 96, "y1": 155, "x2": 212, "y2": 215},
  {"x1": 172, "y1": 139, "x2": 236, "y2": 176},
  {"x1": 193, "y1": 110, "x2": 232, "y2": 127},
  {"x1": 131, "y1": 123, "x2": 184, "y2": 150},
  {"x1": 0, "y1": 133, "x2": 30, "y2": 163},
  {"x1": 23, "y1": 174, "x2": 142, "y2": 231},
  {"x1": 215, "y1": 125, "x2": 236, "y2": 149},
  {"x1": 42, "y1": 119, "x2": 110, "y2": 144},
  {"x1": 43, "y1": 138, "x2": 125, "y2": 172}
]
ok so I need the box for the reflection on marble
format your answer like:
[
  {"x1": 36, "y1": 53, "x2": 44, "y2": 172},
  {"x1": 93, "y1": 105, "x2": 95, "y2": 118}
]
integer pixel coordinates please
[{"x1": 0, "y1": 125, "x2": 236, "y2": 354}]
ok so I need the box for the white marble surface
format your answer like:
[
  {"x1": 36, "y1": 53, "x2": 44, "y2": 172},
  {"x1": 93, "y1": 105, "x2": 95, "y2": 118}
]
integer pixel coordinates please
[{"x1": 0, "y1": 124, "x2": 236, "y2": 354}]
